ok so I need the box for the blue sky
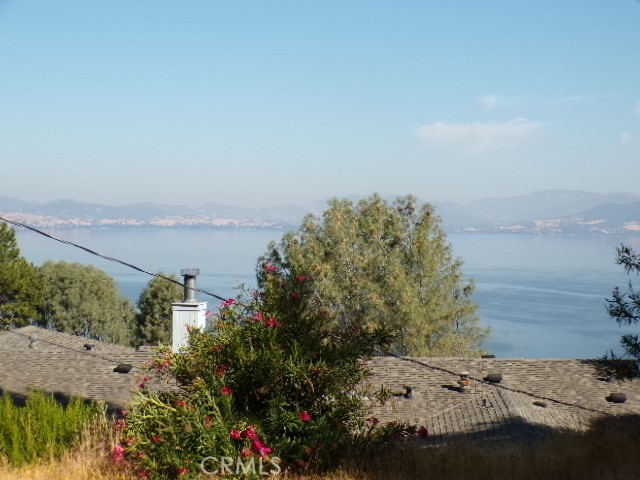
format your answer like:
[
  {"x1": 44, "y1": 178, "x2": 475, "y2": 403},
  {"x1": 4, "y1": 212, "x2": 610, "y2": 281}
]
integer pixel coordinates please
[{"x1": 1, "y1": 1, "x2": 639, "y2": 207}]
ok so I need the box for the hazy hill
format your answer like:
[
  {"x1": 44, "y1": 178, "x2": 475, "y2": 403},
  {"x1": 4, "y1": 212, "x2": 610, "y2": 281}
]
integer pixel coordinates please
[
  {"x1": 0, "y1": 196, "x2": 309, "y2": 227},
  {"x1": 577, "y1": 200, "x2": 640, "y2": 223},
  {"x1": 0, "y1": 190, "x2": 639, "y2": 234},
  {"x1": 465, "y1": 190, "x2": 640, "y2": 224},
  {"x1": 553, "y1": 200, "x2": 640, "y2": 232},
  {"x1": 0, "y1": 195, "x2": 40, "y2": 212}
]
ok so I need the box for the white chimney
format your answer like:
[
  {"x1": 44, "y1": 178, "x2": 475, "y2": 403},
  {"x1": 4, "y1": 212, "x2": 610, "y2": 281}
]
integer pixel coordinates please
[{"x1": 172, "y1": 268, "x2": 208, "y2": 352}]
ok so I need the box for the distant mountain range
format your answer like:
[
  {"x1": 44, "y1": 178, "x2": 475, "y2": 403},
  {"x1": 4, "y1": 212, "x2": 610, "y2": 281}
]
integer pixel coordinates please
[
  {"x1": 1, "y1": 190, "x2": 639, "y2": 235},
  {"x1": 433, "y1": 190, "x2": 640, "y2": 234}
]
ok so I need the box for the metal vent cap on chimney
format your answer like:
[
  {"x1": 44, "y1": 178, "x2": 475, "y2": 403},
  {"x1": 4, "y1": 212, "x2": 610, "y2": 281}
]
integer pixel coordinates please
[{"x1": 181, "y1": 268, "x2": 200, "y2": 303}]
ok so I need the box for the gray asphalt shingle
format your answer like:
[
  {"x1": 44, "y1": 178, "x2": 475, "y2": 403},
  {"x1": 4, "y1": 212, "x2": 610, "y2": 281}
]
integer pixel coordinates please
[{"x1": 1, "y1": 327, "x2": 638, "y2": 441}]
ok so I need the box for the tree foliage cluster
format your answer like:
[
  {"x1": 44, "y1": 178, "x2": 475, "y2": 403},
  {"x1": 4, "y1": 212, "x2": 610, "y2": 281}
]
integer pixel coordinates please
[
  {"x1": 37, "y1": 261, "x2": 135, "y2": 345},
  {"x1": 134, "y1": 274, "x2": 183, "y2": 346},
  {"x1": 259, "y1": 195, "x2": 487, "y2": 356},
  {"x1": 0, "y1": 223, "x2": 44, "y2": 330}
]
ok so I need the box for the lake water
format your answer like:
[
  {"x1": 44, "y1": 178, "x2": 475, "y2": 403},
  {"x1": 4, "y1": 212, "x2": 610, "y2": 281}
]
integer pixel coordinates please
[{"x1": 13, "y1": 227, "x2": 640, "y2": 359}]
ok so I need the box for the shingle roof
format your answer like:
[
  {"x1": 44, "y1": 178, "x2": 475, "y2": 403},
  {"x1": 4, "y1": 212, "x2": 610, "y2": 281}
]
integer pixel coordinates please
[
  {"x1": 0, "y1": 325, "x2": 156, "y2": 409},
  {"x1": 362, "y1": 356, "x2": 640, "y2": 443},
  {"x1": 1, "y1": 326, "x2": 638, "y2": 441}
]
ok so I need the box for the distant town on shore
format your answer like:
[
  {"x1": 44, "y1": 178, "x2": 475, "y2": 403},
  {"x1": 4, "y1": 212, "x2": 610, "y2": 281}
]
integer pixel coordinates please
[{"x1": 2, "y1": 189, "x2": 639, "y2": 235}]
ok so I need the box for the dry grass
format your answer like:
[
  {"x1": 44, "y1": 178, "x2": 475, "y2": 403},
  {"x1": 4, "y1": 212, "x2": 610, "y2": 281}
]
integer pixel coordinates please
[
  {"x1": 1, "y1": 415, "x2": 639, "y2": 480},
  {"x1": 0, "y1": 431, "x2": 128, "y2": 480}
]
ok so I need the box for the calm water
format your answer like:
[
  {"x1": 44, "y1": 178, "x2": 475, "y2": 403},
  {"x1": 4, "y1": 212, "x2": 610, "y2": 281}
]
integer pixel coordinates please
[{"x1": 13, "y1": 228, "x2": 640, "y2": 359}]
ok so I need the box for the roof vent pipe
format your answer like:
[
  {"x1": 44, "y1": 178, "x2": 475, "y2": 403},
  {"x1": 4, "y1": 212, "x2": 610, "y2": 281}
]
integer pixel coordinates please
[{"x1": 181, "y1": 268, "x2": 199, "y2": 303}]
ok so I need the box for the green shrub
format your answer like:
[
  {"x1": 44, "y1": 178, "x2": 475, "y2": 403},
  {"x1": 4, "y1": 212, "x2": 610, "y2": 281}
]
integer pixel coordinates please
[
  {"x1": 120, "y1": 263, "x2": 397, "y2": 479},
  {"x1": 0, "y1": 391, "x2": 103, "y2": 466}
]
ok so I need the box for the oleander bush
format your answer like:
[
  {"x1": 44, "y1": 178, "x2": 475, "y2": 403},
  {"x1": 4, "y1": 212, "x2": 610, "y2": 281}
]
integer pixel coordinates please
[{"x1": 118, "y1": 263, "x2": 402, "y2": 479}]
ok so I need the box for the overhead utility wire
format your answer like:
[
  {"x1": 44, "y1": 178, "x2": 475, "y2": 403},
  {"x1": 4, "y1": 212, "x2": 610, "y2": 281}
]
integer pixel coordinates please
[{"x1": 0, "y1": 216, "x2": 229, "y2": 302}]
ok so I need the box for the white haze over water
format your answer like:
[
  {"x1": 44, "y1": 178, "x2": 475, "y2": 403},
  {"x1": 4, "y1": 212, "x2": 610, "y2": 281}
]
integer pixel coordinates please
[{"x1": 13, "y1": 228, "x2": 640, "y2": 359}]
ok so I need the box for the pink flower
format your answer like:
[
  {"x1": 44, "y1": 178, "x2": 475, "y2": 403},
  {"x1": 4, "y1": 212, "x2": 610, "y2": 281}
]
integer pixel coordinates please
[
  {"x1": 252, "y1": 439, "x2": 264, "y2": 448},
  {"x1": 264, "y1": 263, "x2": 277, "y2": 272},
  {"x1": 221, "y1": 298, "x2": 236, "y2": 308},
  {"x1": 253, "y1": 439, "x2": 272, "y2": 457},
  {"x1": 260, "y1": 446, "x2": 273, "y2": 457},
  {"x1": 112, "y1": 444, "x2": 125, "y2": 465},
  {"x1": 203, "y1": 416, "x2": 213, "y2": 427},
  {"x1": 241, "y1": 448, "x2": 252, "y2": 457},
  {"x1": 266, "y1": 317, "x2": 280, "y2": 328},
  {"x1": 230, "y1": 428, "x2": 242, "y2": 440},
  {"x1": 252, "y1": 311, "x2": 265, "y2": 322},
  {"x1": 417, "y1": 426, "x2": 429, "y2": 438},
  {"x1": 176, "y1": 399, "x2": 187, "y2": 408},
  {"x1": 138, "y1": 470, "x2": 150, "y2": 480},
  {"x1": 177, "y1": 467, "x2": 189, "y2": 476},
  {"x1": 299, "y1": 411, "x2": 312, "y2": 422},
  {"x1": 295, "y1": 275, "x2": 309, "y2": 281},
  {"x1": 216, "y1": 364, "x2": 229, "y2": 376},
  {"x1": 151, "y1": 435, "x2": 163, "y2": 444},
  {"x1": 222, "y1": 386, "x2": 233, "y2": 395},
  {"x1": 244, "y1": 425, "x2": 259, "y2": 440}
]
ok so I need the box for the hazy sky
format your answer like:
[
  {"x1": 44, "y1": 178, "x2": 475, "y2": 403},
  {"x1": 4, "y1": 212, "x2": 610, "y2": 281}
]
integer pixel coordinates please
[{"x1": 1, "y1": 1, "x2": 639, "y2": 207}]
